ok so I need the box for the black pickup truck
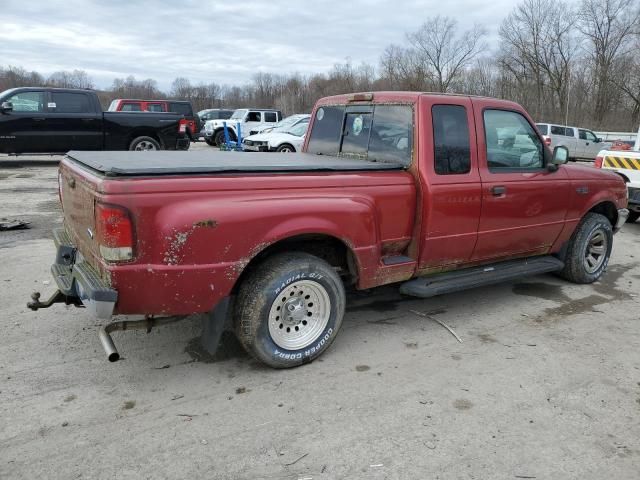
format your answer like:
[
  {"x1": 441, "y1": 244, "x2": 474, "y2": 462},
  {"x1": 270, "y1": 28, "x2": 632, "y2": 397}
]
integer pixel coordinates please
[{"x1": 0, "y1": 87, "x2": 190, "y2": 154}]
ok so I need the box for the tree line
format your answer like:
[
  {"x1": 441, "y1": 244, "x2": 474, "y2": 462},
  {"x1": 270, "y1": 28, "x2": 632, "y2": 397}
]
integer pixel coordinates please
[{"x1": 1, "y1": 0, "x2": 639, "y2": 130}]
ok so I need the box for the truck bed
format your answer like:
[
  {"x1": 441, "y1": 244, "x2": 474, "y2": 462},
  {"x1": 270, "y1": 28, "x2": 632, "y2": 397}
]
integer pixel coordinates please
[{"x1": 66, "y1": 151, "x2": 405, "y2": 177}]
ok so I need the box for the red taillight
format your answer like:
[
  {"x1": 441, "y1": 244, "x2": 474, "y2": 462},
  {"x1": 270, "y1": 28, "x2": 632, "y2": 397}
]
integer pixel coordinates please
[
  {"x1": 178, "y1": 119, "x2": 187, "y2": 133},
  {"x1": 95, "y1": 203, "x2": 134, "y2": 261},
  {"x1": 594, "y1": 156, "x2": 603, "y2": 168},
  {"x1": 543, "y1": 136, "x2": 551, "y2": 146}
]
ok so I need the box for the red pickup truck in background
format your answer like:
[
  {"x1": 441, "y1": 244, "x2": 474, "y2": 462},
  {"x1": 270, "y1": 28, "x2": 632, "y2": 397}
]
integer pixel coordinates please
[
  {"x1": 31, "y1": 92, "x2": 628, "y2": 368},
  {"x1": 107, "y1": 98, "x2": 199, "y2": 141}
]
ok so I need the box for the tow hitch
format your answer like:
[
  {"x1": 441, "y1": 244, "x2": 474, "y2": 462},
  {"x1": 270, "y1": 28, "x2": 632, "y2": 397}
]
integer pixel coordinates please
[{"x1": 27, "y1": 290, "x2": 84, "y2": 311}]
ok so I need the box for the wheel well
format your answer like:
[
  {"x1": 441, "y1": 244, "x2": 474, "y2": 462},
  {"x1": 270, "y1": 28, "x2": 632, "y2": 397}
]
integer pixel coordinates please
[
  {"x1": 214, "y1": 127, "x2": 236, "y2": 141},
  {"x1": 231, "y1": 234, "x2": 357, "y2": 294},
  {"x1": 615, "y1": 172, "x2": 630, "y2": 183},
  {"x1": 589, "y1": 201, "x2": 617, "y2": 226},
  {"x1": 128, "y1": 131, "x2": 161, "y2": 147},
  {"x1": 278, "y1": 143, "x2": 295, "y2": 151}
]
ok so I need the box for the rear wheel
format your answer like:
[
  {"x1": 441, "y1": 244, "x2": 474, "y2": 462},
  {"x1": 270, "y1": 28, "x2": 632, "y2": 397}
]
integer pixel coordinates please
[
  {"x1": 205, "y1": 138, "x2": 216, "y2": 146},
  {"x1": 627, "y1": 211, "x2": 639, "y2": 223},
  {"x1": 129, "y1": 136, "x2": 160, "y2": 151},
  {"x1": 234, "y1": 252, "x2": 345, "y2": 368},
  {"x1": 276, "y1": 143, "x2": 295, "y2": 153},
  {"x1": 559, "y1": 213, "x2": 613, "y2": 284}
]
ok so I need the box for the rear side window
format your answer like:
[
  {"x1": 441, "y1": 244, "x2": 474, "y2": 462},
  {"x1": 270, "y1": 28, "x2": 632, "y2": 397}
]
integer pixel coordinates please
[
  {"x1": 307, "y1": 105, "x2": 346, "y2": 156},
  {"x1": 432, "y1": 105, "x2": 471, "y2": 175},
  {"x1": 551, "y1": 125, "x2": 565, "y2": 135},
  {"x1": 51, "y1": 92, "x2": 92, "y2": 113},
  {"x1": 169, "y1": 102, "x2": 192, "y2": 116},
  {"x1": 121, "y1": 103, "x2": 142, "y2": 112},
  {"x1": 565, "y1": 127, "x2": 575, "y2": 137},
  {"x1": 536, "y1": 124, "x2": 548, "y2": 135},
  {"x1": 307, "y1": 104, "x2": 412, "y2": 165},
  {"x1": 264, "y1": 112, "x2": 277, "y2": 122},
  {"x1": 484, "y1": 110, "x2": 543, "y2": 170}
]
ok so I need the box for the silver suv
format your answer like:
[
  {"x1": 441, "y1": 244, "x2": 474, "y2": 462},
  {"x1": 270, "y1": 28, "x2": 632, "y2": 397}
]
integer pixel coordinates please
[{"x1": 535, "y1": 123, "x2": 607, "y2": 161}]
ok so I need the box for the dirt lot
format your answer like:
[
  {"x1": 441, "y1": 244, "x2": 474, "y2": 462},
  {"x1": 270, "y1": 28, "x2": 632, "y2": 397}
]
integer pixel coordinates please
[{"x1": 1, "y1": 157, "x2": 639, "y2": 479}]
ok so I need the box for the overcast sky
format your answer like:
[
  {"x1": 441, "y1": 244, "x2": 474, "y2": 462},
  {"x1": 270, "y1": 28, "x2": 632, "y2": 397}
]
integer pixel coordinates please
[{"x1": 2, "y1": 0, "x2": 516, "y2": 90}]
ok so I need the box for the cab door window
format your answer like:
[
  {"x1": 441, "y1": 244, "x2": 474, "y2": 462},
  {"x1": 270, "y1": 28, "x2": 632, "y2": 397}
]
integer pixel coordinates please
[
  {"x1": 484, "y1": 110, "x2": 543, "y2": 170},
  {"x1": 6, "y1": 91, "x2": 45, "y2": 112}
]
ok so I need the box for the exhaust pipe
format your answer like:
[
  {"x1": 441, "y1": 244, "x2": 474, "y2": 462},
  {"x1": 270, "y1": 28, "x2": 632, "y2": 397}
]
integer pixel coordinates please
[{"x1": 99, "y1": 316, "x2": 186, "y2": 362}]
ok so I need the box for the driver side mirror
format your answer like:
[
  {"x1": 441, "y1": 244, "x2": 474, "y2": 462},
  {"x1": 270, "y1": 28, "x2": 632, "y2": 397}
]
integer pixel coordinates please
[
  {"x1": 1, "y1": 101, "x2": 13, "y2": 113},
  {"x1": 596, "y1": 137, "x2": 602, "y2": 143}
]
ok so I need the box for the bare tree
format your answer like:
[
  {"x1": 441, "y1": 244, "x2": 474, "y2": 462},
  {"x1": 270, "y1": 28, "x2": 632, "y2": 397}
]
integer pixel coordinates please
[
  {"x1": 47, "y1": 69, "x2": 94, "y2": 89},
  {"x1": 407, "y1": 16, "x2": 487, "y2": 92},
  {"x1": 578, "y1": 0, "x2": 640, "y2": 124}
]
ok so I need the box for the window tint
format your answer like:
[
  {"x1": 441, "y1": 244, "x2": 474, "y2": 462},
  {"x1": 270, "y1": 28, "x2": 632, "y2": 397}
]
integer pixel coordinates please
[
  {"x1": 536, "y1": 124, "x2": 548, "y2": 135},
  {"x1": 578, "y1": 129, "x2": 587, "y2": 140},
  {"x1": 432, "y1": 105, "x2": 470, "y2": 174},
  {"x1": 169, "y1": 102, "x2": 192, "y2": 116},
  {"x1": 368, "y1": 105, "x2": 412, "y2": 165},
  {"x1": 550, "y1": 125, "x2": 565, "y2": 135},
  {"x1": 121, "y1": 103, "x2": 142, "y2": 111},
  {"x1": 51, "y1": 92, "x2": 92, "y2": 113},
  {"x1": 307, "y1": 105, "x2": 345, "y2": 155},
  {"x1": 246, "y1": 111, "x2": 261, "y2": 122},
  {"x1": 484, "y1": 110, "x2": 543, "y2": 170},
  {"x1": 147, "y1": 103, "x2": 164, "y2": 112},
  {"x1": 264, "y1": 112, "x2": 277, "y2": 122},
  {"x1": 219, "y1": 110, "x2": 233, "y2": 119},
  {"x1": 6, "y1": 91, "x2": 45, "y2": 112},
  {"x1": 565, "y1": 127, "x2": 575, "y2": 137}
]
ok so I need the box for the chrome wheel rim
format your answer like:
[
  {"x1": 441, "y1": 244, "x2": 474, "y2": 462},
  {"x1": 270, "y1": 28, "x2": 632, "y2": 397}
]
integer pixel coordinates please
[
  {"x1": 584, "y1": 228, "x2": 607, "y2": 273},
  {"x1": 268, "y1": 280, "x2": 331, "y2": 350},
  {"x1": 280, "y1": 146, "x2": 292, "y2": 152},
  {"x1": 135, "y1": 140, "x2": 157, "y2": 151}
]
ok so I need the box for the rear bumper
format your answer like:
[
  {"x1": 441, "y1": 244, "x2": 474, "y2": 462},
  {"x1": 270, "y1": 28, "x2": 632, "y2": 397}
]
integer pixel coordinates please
[{"x1": 51, "y1": 228, "x2": 117, "y2": 319}]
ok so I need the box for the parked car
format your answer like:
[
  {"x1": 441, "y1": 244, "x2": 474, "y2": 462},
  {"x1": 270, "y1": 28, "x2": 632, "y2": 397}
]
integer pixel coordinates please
[
  {"x1": 609, "y1": 140, "x2": 634, "y2": 151},
  {"x1": 243, "y1": 121, "x2": 308, "y2": 152},
  {"x1": 203, "y1": 108, "x2": 283, "y2": 146},
  {"x1": 248, "y1": 113, "x2": 310, "y2": 135},
  {"x1": 108, "y1": 98, "x2": 199, "y2": 141},
  {"x1": 32, "y1": 91, "x2": 628, "y2": 369},
  {"x1": 196, "y1": 108, "x2": 234, "y2": 140},
  {"x1": 0, "y1": 88, "x2": 189, "y2": 153},
  {"x1": 535, "y1": 123, "x2": 607, "y2": 161}
]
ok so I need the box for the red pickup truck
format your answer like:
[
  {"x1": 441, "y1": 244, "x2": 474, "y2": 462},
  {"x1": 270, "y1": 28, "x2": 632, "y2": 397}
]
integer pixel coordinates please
[{"x1": 30, "y1": 92, "x2": 629, "y2": 368}]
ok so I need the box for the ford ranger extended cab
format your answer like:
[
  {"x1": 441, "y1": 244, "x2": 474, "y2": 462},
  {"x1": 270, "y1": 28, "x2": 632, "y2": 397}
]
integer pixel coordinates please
[
  {"x1": 29, "y1": 92, "x2": 628, "y2": 368},
  {"x1": 0, "y1": 87, "x2": 189, "y2": 153}
]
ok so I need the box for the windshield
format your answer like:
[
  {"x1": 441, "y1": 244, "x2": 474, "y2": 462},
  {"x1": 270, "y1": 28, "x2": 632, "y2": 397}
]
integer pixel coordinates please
[
  {"x1": 274, "y1": 115, "x2": 309, "y2": 132},
  {"x1": 288, "y1": 123, "x2": 308, "y2": 137},
  {"x1": 230, "y1": 109, "x2": 247, "y2": 120}
]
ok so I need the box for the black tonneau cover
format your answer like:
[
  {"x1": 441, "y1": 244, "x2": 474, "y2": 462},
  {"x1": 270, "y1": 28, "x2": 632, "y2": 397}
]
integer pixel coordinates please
[{"x1": 66, "y1": 151, "x2": 405, "y2": 176}]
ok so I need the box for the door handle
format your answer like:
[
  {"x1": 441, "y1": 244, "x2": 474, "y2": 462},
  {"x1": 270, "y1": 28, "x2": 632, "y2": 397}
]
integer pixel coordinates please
[{"x1": 491, "y1": 186, "x2": 506, "y2": 196}]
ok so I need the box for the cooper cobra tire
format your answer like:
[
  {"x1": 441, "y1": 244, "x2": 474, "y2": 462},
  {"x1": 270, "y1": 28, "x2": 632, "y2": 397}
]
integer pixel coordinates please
[
  {"x1": 627, "y1": 211, "x2": 639, "y2": 223},
  {"x1": 234, "y1": 252, "x2": 345, "y2": 368},
  {"x1": 559, "y1": 212, "x2": 613, "y2": 284},
  {"x1": 129, "y1": 136, "x2": 160, "y2": 151}
]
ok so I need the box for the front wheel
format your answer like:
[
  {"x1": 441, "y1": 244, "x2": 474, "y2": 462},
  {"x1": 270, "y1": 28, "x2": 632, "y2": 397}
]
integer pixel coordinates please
[
  {"x1": 234, "y1": 252, "x2": 345, "y2": 368},
  {"x1": 129, "y1": 136, "x2": 160, "y2": 151},
  {"x1": 276, "y1": 143, "x2": 295, "y2": 153},
  {"x1": 559, "y1": 212, "x2": 613, "y2": 284}
]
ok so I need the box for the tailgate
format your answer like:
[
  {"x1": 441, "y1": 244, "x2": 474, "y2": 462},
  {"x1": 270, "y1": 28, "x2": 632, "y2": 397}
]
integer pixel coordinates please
[{"x1": 59, "y1": 160, "x2": 103, "y2": 270}]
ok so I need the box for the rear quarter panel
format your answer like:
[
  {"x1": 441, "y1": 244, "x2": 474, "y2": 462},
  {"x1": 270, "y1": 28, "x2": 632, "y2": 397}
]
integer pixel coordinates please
[{"x1": 96, "y1": 172, "x2": 416, "y2": 315}]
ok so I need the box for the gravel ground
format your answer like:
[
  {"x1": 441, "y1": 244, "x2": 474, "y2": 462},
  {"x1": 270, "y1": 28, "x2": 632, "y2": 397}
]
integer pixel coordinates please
[{"x1": 1, "y1": 161, "x2": 639, "y2": 480}]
